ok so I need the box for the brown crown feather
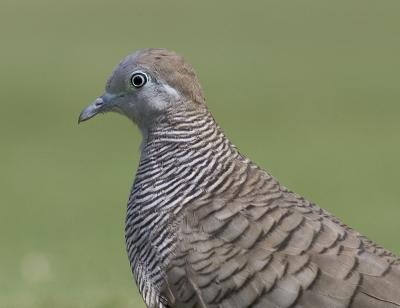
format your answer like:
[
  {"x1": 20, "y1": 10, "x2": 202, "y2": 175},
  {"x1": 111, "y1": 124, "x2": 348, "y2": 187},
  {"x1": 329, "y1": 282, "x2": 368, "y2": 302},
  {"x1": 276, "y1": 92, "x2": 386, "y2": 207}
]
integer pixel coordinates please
[{"x1": 136, "y1": 48, "x2": 205, "y2": 104}]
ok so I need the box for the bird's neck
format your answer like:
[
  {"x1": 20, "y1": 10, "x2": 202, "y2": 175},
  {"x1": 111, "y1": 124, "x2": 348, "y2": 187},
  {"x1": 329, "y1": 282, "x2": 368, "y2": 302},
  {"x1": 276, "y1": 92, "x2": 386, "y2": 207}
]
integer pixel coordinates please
[
  {"x1": 125, "y1": 106, "x2": 244, "y2": 306},
  {"x1": 131, "y1": 106, "x2": 241, "y2": 213}
]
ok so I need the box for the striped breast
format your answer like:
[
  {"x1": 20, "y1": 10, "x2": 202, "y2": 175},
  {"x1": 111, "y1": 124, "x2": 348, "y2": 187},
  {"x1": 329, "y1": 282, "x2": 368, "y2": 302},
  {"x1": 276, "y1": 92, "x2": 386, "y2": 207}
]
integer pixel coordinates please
[{"x1": 125, "y1": 106, "x2": 242, "y2": 308}]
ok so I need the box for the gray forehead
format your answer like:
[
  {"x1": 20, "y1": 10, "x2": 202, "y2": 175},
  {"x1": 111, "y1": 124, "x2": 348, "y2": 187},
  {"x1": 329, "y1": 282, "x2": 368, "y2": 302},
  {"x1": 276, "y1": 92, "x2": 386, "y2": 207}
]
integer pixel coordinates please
[{"x1": 105, "y1": 52, "x2": 148, "y2": 93}]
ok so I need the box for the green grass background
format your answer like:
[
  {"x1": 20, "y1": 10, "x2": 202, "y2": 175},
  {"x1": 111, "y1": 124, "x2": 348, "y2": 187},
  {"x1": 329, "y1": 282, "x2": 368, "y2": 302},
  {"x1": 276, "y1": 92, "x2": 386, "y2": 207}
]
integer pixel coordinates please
[{"x1": 1, "y1": 0, "x2": 400, "y2": 307}]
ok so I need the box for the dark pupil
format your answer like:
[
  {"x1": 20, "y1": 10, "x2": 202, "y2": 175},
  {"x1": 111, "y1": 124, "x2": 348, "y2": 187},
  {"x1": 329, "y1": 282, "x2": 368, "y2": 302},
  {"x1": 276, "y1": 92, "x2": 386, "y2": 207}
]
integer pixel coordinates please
[{"x1": 133, "y1": 74, "x2": 145, "y2": 87}]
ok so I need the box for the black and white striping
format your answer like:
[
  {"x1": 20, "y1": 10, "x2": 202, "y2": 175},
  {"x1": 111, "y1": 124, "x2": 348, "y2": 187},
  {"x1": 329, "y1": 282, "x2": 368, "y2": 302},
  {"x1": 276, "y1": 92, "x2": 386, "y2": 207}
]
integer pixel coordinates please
[{"x1": 125, "y1": 106, "x2": 241, "y2": 307}]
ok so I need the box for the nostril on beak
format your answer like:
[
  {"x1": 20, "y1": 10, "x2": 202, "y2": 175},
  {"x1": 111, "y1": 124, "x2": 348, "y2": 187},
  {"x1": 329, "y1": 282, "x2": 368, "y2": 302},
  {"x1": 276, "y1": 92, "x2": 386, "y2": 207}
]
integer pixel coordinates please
[{"x1": 94, "y1": 98, "x2": 103, "y2": 107}]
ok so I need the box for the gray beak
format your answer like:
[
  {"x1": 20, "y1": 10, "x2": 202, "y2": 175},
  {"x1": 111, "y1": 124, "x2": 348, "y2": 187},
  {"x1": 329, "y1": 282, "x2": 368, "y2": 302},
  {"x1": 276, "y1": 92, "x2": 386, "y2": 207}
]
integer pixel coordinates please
[{"x1": 78, "y1": 97, "x2": 105, "y2": 124}]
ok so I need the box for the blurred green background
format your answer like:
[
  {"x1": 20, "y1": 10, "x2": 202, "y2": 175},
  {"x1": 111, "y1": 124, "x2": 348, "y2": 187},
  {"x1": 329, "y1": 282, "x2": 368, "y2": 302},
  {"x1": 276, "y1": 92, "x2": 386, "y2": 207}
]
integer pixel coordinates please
[{"x1": 1, "y1": 0, "x2": 400, "y2": 307}]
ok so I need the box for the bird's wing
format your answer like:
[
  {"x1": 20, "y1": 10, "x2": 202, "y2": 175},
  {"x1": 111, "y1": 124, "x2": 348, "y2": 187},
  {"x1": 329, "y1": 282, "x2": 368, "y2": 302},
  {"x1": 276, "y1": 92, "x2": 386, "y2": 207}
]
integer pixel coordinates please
[{"x1": 164, "y1": 162, "x2": 400, "y2": 308}]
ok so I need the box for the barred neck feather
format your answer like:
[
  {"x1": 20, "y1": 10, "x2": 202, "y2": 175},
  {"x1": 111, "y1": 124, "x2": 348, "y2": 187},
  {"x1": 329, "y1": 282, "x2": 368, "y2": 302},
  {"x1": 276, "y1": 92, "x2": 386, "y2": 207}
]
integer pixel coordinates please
[{"x1": 125, "y1": 104, "x2": 245, "y2": 307}]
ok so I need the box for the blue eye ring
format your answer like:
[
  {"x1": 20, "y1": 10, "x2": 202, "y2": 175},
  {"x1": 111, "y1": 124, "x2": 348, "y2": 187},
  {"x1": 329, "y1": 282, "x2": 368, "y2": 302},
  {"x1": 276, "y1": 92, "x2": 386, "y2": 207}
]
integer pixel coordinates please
[{"x1": 130, "y1": 72, "x2": 148, "y2": 88}]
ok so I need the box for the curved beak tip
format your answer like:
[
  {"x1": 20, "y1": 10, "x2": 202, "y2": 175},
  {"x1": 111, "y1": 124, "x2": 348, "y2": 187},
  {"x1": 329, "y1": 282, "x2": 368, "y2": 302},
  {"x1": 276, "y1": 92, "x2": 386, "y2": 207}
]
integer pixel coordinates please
[
  {"x1": 78, "y1": 97, "x2": 104, "y2": 125},
  {"x1": 78, "y1": 111, "x2": 93, "y2": 124}
]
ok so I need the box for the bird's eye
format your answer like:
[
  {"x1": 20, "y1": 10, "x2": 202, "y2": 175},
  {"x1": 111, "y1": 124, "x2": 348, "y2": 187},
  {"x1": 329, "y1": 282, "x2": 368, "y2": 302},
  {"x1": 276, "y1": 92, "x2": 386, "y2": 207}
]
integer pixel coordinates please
[{"x1": 130, "y1": 72, "x2": 148, "y2": 88}]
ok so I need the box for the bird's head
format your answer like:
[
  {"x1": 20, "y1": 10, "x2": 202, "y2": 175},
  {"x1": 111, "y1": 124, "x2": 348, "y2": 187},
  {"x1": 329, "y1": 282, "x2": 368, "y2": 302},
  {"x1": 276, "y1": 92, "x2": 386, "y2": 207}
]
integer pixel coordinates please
[{"x1": 78, "y1": 48, "x2": 205, "y2": 130}]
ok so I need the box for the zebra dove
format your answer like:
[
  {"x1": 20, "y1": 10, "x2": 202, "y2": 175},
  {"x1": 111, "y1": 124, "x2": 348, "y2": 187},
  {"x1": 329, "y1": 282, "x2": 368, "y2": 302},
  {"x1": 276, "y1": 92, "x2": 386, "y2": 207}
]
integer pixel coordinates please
[{"x1": 79, "y1": 48, "x2": 400, "y2": 308}]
